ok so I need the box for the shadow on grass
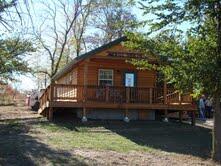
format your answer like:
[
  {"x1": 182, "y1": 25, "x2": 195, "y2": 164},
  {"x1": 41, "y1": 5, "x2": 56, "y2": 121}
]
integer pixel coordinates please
[
  {"x1": 0, "y1": 118, "x2": 88, "y2": 166},
  {"x1": 53, "y1": 114, "x2": 212, "y2": 159},
  {"x1": 112, "y1": 121, "x2": 212, "y2": 159}
]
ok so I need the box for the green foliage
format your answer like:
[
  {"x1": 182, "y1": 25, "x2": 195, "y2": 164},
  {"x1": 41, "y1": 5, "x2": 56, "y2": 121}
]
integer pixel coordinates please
[
  {"x1": 126, "y1": 19, "x2": 218, "y2": 95},
  {"x1": 0, "y1": 38, "x2": 36, "y2": 81},
  {"x1": 139, "y1": 0, "x2": 218, "y2": 33},
  {"x1": 137, "y1": 0, "x2": 221, "y2": 161},
  {"x1": 126, "y1": 1, "x2": 221, "y2": 97},
  {"x1": 0, "y1": 0, "x2": 35, "y2": 82}
]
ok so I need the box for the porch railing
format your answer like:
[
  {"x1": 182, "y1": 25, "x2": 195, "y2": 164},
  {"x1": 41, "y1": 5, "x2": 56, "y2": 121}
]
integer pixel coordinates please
[{"x1": 39, "y1": 84, "x2": 193, "y2": 110}]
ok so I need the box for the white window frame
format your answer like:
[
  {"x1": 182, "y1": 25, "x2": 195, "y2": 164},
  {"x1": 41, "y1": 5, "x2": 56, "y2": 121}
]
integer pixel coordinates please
[{"x1": 98, "y1": 69, "x2": 114, "y2": 86}]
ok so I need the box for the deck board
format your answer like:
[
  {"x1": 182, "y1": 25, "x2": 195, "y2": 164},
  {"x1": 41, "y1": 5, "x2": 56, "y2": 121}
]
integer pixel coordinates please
[{"x1": 48, "y1": 100, "x2": 196, "y2": 111}]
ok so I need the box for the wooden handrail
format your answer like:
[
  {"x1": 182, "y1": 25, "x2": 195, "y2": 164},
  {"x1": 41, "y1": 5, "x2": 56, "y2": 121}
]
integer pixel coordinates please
[{"x1": 39, "y1": 84, "x2": 193, "y2": 110}]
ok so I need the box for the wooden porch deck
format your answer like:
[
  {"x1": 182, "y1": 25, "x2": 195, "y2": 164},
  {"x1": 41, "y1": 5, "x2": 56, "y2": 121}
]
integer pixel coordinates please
[{"x1": 38, "y1": 84, "x2": 197, "y2": 124}]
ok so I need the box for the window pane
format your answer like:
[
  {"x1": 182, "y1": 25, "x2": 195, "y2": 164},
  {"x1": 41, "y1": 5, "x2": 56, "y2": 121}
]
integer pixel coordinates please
[
  {"x1": 100, "y1": 71, "x2": 105, "y2": 78},
  {"x1": 107, "y1": 73, "x2": 112, "y2": 79},
  {"x1": 99, "y1": 70, "x2": 113, "y2": 79},
  {"x1": 99, "y1": 69, "x2": 113, "y2": 86},
  {"x1": 99, "y1": 80, "x2": 113, "y2": 86}
]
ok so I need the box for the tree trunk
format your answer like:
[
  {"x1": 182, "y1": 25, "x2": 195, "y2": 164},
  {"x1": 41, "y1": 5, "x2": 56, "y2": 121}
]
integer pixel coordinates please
[{"x1": 212, "y1": 95, "x2": 221, "y2": 162}]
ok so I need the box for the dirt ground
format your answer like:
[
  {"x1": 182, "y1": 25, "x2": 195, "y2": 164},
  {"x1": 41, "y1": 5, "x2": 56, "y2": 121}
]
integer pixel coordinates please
[
  {"x1": 0, "y1": 105, "x2": 219, "y2": 166},
  {"x1": 0, "y1": 105, "x2": 40, "y2": 120},
  {"x1": 72, "y1": 148, "x2": 215, "y2": 166}
]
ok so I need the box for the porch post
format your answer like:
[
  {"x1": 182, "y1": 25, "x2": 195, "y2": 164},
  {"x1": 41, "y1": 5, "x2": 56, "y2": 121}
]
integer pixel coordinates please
[
  {"x1": 191, "y1": 111, "x2": 196, "y2": 126},
  {"x1": 163, "y1": 79, "x2": 168, "y2": 122},
  {"x1": 163, "y1": 109, "x2": 169, "y2": 122},
  {"x1": 83, "y1": 60, "x2": 89, "y2": 102},
  {"x1": 81, "y1": 60, "x2": 89, "y2": 123},
  {"x1": 124, "y1": 88, "x2": 130, "y2": 122},
  {"x1": 82, "y1": 107, "x2": 87, "y2": 122},
  {"x1": 48, "y1": 107, "x2": 54, "y2": 121},
  {"x1": 50, "y1": 84, "x2": 54, "y2": 102},
  {"x1": 149, "y1": 88, "x2": 153, "y2": 104},
  {"x1": 179, "y1": 110, "x2": 183, "y2": 123},
  {"x1": 124, "y1": 109, "x2": 130, "y2": 122},
  {"x1": 179, "y1": 93, "x2": 182, "y2": 105},
  {"x1": 126, "y1": 87, "x2": 130, "y2": 103},
  {"x1": 46, "y1": 109, "x2": 49, "y2": 119},
  {"x1": 163, "y1": 80, "x2": 167, "y2": 105}
]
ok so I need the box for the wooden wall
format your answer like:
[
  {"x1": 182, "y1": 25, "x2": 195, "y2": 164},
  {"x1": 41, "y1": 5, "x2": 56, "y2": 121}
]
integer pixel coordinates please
[
  {"x1": 56, "y1": 42, "x2": 157, "y2": 87},
  {"x1": 56, "y1": 68, "x2": 78, "y2": 85},
  {"x1": 77, "y1": 58, "x2": 156, "y2": 87}
]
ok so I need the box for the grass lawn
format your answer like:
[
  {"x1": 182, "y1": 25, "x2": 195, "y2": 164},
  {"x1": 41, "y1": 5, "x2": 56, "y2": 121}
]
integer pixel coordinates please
[
  {"x1": 36, "y1": 120, "x2": 211, "y2": 156},
  {"x1": 0, "y1": 106, "x2": 218, "y2": 165}
]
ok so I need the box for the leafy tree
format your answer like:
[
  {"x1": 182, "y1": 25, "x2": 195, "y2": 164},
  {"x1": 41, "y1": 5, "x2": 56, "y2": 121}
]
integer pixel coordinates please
[
  {"x1": 127, "y1": 0, "x2": 221, "y2": 162},
  {"x1": 0, "y1": 38, "x2": 35, "y2": 81},
  {"x1": 0, "y1": 1, "x2": 35, "y2": 82}
]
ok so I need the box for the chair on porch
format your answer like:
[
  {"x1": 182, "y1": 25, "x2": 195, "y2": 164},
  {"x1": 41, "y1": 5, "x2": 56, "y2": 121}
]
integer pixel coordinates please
[
  {"x1": 95, "y1": 87, "x2": 105, "y2": 101},
  {"x1": 109, "y1": 88, "x2": 123, "y2": 103}
]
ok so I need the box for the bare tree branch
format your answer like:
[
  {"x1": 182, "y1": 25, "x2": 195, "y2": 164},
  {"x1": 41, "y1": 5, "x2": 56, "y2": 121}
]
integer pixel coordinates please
[{"x1": 33, "y1": 0, "x2": 93, "y2": 79}]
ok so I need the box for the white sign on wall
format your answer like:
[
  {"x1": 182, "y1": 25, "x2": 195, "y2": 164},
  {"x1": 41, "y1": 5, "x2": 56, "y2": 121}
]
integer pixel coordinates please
[{"x1": 125, "y1": 73, "x2": 135, "y2": 87}]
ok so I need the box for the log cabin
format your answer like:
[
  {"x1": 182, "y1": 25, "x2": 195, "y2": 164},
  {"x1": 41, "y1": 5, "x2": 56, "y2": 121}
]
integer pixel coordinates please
[{"x1": 38, "y1": 37, "x2": 197, "y2": 124}]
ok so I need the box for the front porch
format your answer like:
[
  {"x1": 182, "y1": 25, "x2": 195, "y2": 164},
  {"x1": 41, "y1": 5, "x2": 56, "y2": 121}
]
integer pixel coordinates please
[{"x1": 39, "y1": 84, "x2": 197, "y2": 124}]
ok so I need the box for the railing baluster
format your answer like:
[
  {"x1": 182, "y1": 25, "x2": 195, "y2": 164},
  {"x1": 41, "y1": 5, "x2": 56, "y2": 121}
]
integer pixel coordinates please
[
  {"x1": 39, "y1": 84, "x2": 193, "y2": 111},
  {"x1": 149, "y1": 88, "x2": 152, "y2": 104},
  {"x1": 105, "y1": 86, "x2": 109, "y2": 102},
  {"x1": 126, "y1": 87, "x2": 130, "y2": 103}
]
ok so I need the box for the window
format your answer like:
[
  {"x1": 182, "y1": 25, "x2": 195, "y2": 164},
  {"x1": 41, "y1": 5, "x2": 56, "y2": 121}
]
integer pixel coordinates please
[{"x1": 98, "y1": 69, "x2": 113, "y2": 86}]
